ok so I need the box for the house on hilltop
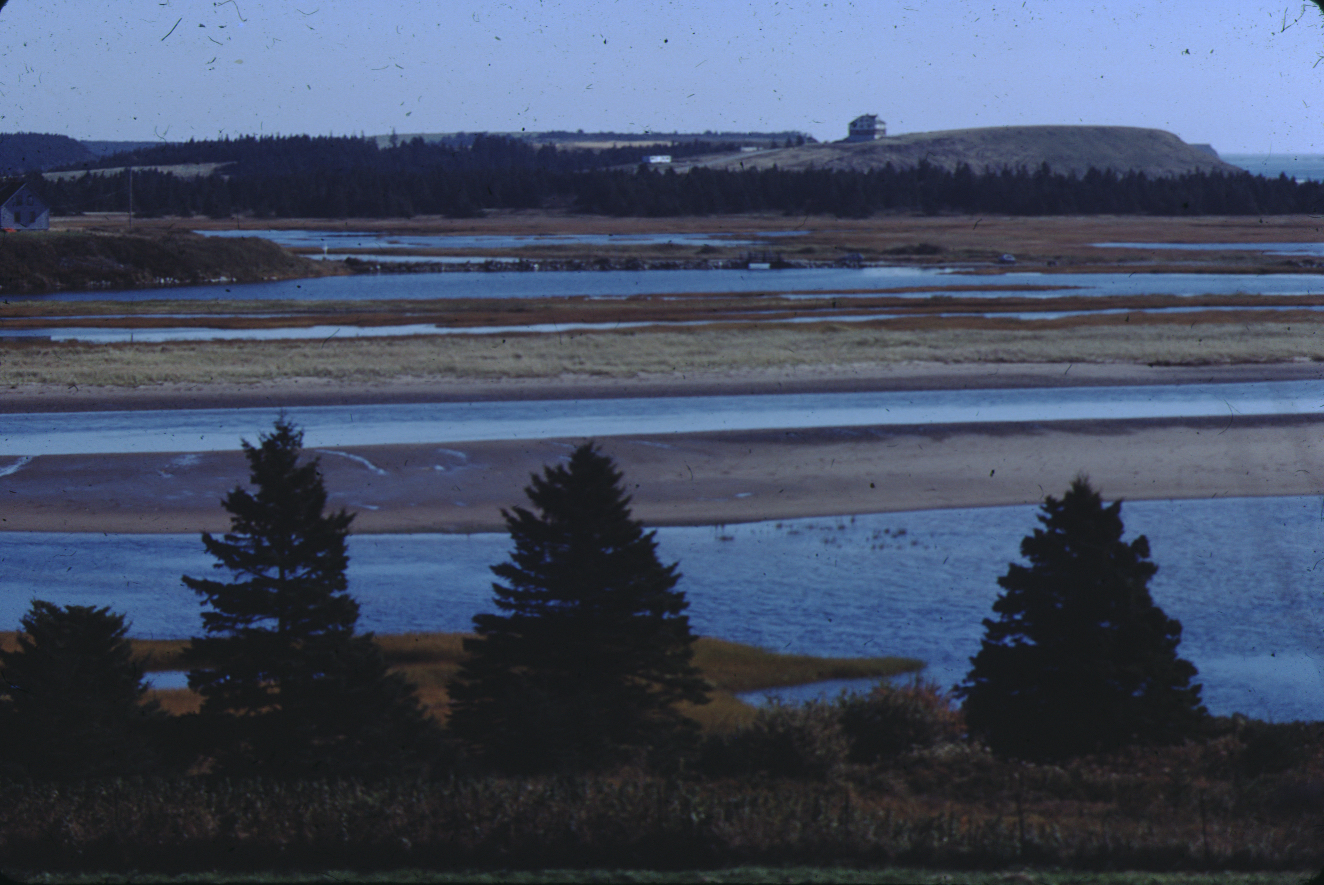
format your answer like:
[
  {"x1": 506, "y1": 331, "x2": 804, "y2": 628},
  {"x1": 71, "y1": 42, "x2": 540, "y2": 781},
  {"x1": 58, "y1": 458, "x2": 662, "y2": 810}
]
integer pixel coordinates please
[
  {"x1": 845, "y1": 114, "x2": 884, "y2": 142},
  {"x1": 0, "y1": 182, "x2": 49, "y2": 231}
]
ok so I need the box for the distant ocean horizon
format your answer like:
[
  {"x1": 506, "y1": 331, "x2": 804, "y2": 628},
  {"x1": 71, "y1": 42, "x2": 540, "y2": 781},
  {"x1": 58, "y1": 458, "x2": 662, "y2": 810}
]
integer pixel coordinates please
[{"x1": 1222, "y1": 153, "x2": 1324, "y2": 182}]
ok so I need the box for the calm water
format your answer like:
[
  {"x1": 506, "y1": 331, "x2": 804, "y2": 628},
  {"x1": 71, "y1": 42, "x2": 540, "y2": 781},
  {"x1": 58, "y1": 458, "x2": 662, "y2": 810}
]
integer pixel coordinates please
[
  {"x1": 1223, "y1": 153, "x2": 1324, "y2": 182},
  {"x1": 1097, "y1": 242, "x2": 1324, "y2": 257},
  {"x1": 20, "y1": 303, "x2": 1324, "y2": 344},
  {"x1": 5, "y1": 497, "x2": 1323, "y2": 721},
  {"x1": 5, "y1": 380, "x2": 1324, "y2": 456},
  {"x1": 13, "y1": 266, "x2": 1324, "y2": 304}
]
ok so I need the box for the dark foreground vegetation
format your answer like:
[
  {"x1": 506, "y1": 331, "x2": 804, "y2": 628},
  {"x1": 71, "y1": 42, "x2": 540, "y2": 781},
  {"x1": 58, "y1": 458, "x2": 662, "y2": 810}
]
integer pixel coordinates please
[
  {"x1": 1, "y1": 725, "x2": 1323, "y2": 873},
  {"x1": 32, "y1": 133, "x2": 1324, "y2": 218},
  {"x1": 1, "y1": 421, "x2": 1319, "y2": 876}
]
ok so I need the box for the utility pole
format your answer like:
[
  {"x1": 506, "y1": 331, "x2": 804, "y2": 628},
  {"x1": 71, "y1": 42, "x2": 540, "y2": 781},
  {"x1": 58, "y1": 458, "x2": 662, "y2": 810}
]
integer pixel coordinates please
[{"x1": 127, "y1": 166, "x2": 133, "y2": 229}]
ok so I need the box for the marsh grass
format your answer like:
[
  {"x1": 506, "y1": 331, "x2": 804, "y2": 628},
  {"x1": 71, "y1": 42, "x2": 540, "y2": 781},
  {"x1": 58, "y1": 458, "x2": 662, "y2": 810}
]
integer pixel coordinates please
[
  {"x1": 5, "y1": 314, "x2": 1324, "y2": 389},
  {"x1": 0, "y1": 631, "x2": 918, "y2": 733},
  {"x1": 690, "y1": 637, "x2": 920, "y2": 694}
]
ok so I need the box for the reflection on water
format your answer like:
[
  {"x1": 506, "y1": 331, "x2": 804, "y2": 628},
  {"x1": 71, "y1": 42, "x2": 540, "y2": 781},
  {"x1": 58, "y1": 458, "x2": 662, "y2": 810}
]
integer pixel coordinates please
[{"x1": 4, "y1": 496, "x2": 1323, "y2": 721}]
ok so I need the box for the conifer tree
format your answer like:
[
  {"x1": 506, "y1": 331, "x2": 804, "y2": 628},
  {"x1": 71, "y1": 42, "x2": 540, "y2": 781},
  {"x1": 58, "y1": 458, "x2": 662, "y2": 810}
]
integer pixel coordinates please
[
  {"x1": 0, "y1": 601, "x2": 161, "y2": 779},
  {"x1": 183, "y1": 419, "x2": 438, "y2": 777},
  {"x1": 447, "y1": 442, "x2": 709, "y2": 773},
  {"x1": 958, "y1": 477, "x2": 1206, "y2": 760}
]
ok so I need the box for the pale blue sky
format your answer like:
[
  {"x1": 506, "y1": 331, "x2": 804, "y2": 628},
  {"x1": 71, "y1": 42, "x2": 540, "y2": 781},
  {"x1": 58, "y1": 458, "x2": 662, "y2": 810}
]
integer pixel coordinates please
[{"x1": 0, "y1": 1, "x2": 1321, "y2": 152}]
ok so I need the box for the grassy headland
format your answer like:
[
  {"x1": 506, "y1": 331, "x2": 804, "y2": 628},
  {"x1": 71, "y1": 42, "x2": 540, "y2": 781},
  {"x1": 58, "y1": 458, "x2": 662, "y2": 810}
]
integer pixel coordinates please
[{"x1": 0, "y1": 229, "x2": 336, "y2": 294}]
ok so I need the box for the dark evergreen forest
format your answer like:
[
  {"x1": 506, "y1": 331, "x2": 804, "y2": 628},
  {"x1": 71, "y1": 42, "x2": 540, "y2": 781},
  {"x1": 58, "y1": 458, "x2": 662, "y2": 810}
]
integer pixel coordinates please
[{"x1": 33, "y1": 133, "x2": 1324, "y2": 218}]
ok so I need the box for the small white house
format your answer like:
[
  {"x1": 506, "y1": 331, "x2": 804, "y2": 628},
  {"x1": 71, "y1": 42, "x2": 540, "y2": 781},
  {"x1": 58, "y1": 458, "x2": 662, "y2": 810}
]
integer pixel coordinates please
[
  {"x1": 845, "y1": 114, "x2": 885, "y2": 142},
  {"x1": 644, "y1": 154, "x2": 672, "y2": 164},
  {"x1": 0, "y1": 183, "x2": 50, "y2": 231}
]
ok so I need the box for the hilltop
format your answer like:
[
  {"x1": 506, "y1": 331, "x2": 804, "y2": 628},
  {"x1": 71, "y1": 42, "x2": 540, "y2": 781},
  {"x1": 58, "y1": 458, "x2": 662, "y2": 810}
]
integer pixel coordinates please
[
  {"x1": 678, "y1": 125, "x2": 1243, "y2": 178},
  {"x1": 0, "y1": 230, "x2": 335, "y2": 294},
  {"x1": 0, "y1": 133, "x2": 93, "y2": 176}
]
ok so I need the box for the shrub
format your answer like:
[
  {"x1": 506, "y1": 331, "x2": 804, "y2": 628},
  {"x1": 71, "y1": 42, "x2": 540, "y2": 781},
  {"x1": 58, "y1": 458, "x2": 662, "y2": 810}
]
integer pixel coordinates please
[
  {"x1": 698, "y1": 699, "x2": 848, "y2": 780},
  {"x1": 1236, "y1": 720, "x2": 1321, "y2": 778},
  {"x1": 839, "y1": 678, "x2": 965, "y2": 764}
]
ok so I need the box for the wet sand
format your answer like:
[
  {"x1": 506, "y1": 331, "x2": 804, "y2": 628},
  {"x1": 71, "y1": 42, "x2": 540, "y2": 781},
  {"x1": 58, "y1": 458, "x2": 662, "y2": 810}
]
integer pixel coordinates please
[
  {"x1": 3, "y1": 413, "x2": 1321, "y2": 534},
  {"x1": 4, "y1": 361, "x2": 1323, "y2": 533}
]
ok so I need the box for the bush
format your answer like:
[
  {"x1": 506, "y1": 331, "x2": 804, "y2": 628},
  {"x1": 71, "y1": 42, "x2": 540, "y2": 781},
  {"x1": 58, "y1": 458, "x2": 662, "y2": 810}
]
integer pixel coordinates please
[
  {"x1": 839, "y1": 678, "x2": 965, "y2": 764},
  {"x1": 1236, "y1": 720, "x2": 1321, "y2": 778},
  {"x1": 698, "y1": 699, "x2": 848, "y2": 780}
]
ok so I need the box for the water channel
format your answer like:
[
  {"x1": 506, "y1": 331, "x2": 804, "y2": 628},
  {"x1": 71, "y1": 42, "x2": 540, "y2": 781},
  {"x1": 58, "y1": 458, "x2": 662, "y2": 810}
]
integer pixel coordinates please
[
  {"x1": 4, "y1": 497, "x2": 1322, "y2": 721},
  {"x1": 18, "y1": 302, "x2": 1324, "y2": 345},
  {"x1": 11, "y1": 266, "x2": 1324, "y2": 305},
  {"x1": 4, "y1": 380, "x2": 1323, "y2": 456},
  {"x1": 197, "y1": 229, "x2": 799, "y2": 252}
]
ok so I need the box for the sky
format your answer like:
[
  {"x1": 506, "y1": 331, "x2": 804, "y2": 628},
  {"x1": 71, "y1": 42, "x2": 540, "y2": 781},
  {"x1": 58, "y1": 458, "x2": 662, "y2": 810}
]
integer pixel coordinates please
[{"x1": 0, "y1": 1, "x2": 1322, "y2": 153}]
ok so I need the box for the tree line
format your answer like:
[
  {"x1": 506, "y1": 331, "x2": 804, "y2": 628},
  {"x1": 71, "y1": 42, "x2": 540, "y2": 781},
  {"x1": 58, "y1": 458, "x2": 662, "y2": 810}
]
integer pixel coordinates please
[
  {"x1": 29, "y1": 133, "x2": 1324, "y2": 218},
  {"x1": 0, "y1": 419, "x2": 1209, "y2": 783}
]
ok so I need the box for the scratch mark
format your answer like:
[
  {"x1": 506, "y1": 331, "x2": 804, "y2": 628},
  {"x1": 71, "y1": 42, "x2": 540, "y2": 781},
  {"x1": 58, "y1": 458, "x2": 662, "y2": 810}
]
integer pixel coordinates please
[{"x1": 214, "y1": 0, "x2": 247, "y2": 21}]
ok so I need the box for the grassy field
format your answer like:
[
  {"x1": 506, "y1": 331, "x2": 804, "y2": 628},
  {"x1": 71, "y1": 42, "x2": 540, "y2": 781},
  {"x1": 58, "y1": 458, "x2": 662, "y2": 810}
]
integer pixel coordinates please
[{"x1": 5, "y1": 312, "x2": 1324, "y2": 389}]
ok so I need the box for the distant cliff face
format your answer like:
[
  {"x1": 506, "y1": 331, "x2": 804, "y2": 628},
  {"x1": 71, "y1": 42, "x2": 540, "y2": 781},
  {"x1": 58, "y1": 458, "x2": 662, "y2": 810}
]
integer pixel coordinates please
[{"x1": 684, "y1": 126, "x2": 1242, "y2": 178}]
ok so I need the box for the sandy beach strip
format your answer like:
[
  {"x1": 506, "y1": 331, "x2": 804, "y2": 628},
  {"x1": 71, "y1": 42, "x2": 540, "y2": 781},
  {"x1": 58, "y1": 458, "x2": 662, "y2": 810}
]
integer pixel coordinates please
[{"x1": 2, "y1": 414, "x2": 1320, "y2": 534}]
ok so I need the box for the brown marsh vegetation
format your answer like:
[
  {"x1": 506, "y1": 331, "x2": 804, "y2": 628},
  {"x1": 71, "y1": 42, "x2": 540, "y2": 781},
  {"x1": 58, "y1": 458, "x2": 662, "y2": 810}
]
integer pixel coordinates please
[
  {"x1": 7, "y1": 307, "x2": 1324, "y2": 390},
  {"x1": 0, "y1": 630, "x2": 923, "y2": 730}
]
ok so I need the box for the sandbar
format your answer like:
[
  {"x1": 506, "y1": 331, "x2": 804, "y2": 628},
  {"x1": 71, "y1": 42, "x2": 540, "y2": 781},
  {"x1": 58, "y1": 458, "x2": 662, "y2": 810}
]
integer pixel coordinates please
[{"x1": 3, "y1": 411, "x2": 1320, "y2": 534}]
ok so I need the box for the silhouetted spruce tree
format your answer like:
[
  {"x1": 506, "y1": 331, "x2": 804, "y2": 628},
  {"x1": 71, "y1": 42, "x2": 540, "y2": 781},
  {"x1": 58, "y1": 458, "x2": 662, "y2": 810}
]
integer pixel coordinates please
[
  {"x1": 957, "y1": 477, "x2": 1206, "y2": 761},
  {"x1": 447, "y1": 442, "x2": 709, "y2": 773},
  {"x1": 0, "y1": 601, "x2": 162, "y2": 779},
  {"x1": 182, "y1": 419, "x2": 439, "y2": 778}
]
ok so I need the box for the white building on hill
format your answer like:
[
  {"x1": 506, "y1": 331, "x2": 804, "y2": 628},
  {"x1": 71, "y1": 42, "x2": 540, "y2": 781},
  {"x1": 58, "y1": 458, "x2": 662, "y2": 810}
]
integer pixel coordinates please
[{"x1": 845, "y1": 115, "x2": 884, "y2": 142}]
